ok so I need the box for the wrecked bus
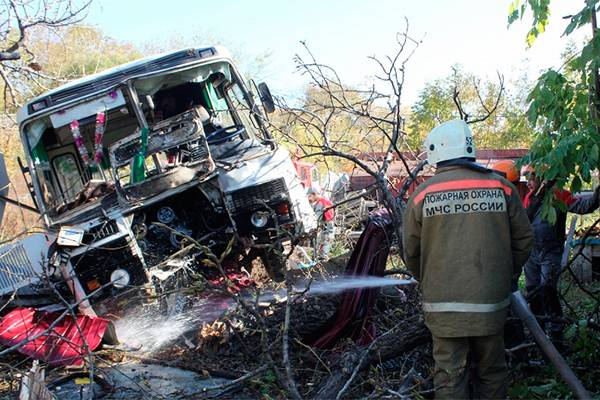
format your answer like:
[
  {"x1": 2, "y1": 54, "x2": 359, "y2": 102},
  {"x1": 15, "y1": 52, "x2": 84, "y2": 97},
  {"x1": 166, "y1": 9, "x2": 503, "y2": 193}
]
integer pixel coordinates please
[{"x1": 11, "y1": 46, "x2": 316, "y2": 315}]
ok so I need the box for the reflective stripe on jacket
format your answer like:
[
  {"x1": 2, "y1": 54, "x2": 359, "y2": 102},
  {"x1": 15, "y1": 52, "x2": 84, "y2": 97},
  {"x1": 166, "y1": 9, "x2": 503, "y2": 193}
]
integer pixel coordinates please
[{"x1": 403, "y1": 165, "x2": 533, "y2": 337}]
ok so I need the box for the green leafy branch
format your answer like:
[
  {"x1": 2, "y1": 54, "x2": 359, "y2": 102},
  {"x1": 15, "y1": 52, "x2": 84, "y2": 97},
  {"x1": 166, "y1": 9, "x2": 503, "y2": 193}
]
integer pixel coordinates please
[{"x1": 509, "y1": 0, "x2": 600, "y2": 223}]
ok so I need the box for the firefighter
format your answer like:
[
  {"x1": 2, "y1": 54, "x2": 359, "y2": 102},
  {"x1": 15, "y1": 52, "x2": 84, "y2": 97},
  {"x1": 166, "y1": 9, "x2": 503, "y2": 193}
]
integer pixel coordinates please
[
  {"x1": 403, "y1": 119, "x2": 533, "y2": 399},
  {"x1": 307, "y1": 186, "x2": 335, "y2": 260},
  {"x1": 491, "y1": 159, "x2": 529, "y2": 202},
  {"x1": 521, "y1": 165, "x2": 600, "y2": 338},
  {"x1": 491, "y1": 160, "x2": 519, "y2": 184}
]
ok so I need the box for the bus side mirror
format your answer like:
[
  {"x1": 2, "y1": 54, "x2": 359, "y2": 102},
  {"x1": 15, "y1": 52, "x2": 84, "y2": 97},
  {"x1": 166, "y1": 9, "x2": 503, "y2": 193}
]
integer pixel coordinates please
[{"x1": 257, "y1": 82, "x2": 275, "y2": 114}]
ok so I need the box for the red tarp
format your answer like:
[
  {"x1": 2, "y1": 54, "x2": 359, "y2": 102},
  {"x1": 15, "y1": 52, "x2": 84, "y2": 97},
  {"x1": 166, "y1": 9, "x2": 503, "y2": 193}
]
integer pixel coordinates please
[
  {"x1": 310, "y1": 209, "x2": 392, "y2": 349},
  {"x1": 0, "y1": 307, "x2": 109, "y2": 366}
]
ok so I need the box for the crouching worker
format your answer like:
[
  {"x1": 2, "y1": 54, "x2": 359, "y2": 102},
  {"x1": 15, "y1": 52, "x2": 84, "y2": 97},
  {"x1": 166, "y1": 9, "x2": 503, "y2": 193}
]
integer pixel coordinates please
[
  {"x1": 307, "y1": 185, "x2": 336, "y2": 260},
  {"x1": 403, "y1": 119, "x2": 533, "y2": 399}
]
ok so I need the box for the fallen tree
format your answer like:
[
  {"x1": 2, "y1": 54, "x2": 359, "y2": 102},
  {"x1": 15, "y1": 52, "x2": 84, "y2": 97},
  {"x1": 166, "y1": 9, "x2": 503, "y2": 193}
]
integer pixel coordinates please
[{"x1": 313, "y1": 313, "x2": 430, "y2": 400}]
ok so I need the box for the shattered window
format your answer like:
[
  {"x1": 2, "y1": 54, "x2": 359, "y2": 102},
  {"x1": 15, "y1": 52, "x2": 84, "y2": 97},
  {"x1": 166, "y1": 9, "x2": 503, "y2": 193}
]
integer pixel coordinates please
[
  {"x1": 224, "y1": 83, "x2": 261, "y2": 138},
  {"x1": 52, "y1": 154, "x2": 84, "y2": 204},
  {"x1": 214, "y1": 104, "x2": 235, "y2": 127},
  {"x1": 37, "y1": 167, "x2": 57, "y2": 209},
  {"x1": 115, "y1": 155, "x2": 162, "y2": 187},
  {"x1": 116, "y1": 163, "x2": 131, "y2": 184}
]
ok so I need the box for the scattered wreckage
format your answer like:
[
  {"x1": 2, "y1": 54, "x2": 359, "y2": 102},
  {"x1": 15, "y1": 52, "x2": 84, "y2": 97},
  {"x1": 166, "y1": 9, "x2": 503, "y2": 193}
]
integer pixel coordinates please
[{"x1": 0, "y1": 46, "x2": 317, "y2": 324}]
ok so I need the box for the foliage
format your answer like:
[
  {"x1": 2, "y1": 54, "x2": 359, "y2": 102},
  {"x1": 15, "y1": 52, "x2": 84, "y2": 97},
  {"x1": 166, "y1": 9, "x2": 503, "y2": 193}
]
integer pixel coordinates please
[
  {"x1": 565, "y1": 319, "x2": 600, "y2": 363},
  {"x1": 328, "y1": 235, "x2": 352, "y2": 260},
  {"x1": 509, "y1": 316, "x2": 600, "y2": 396},
  {"x1": 509, "y1": 276, "x2": 600, "y2": 398},
  {"x1": 29, "y1": 25, "x2": 141, "y2": 90},
  {"x1": 508, "y1": 0, "x2": 600, "y2": 220},
  {"x1": 0, "y1": 0, "x2": 93, "y2": 111},
  {"x1": 508, "y1": 320, "x2": 600, "y2": 399},
  {"x1": 407, "y1": 66, "x2": 533, "y2": 150},
  {"x1": 271, "y1": 83, "x2": 398, "y2": 174},
  {"x1": 509, "y1": 377, "x2": 572, "y2": 399},
  {"x1": 0, "y1": 24, "x2": 139, "y2": 240},
  {"x1": 250, "y1": 369, "x2": 279, "y2": 397},
  {"x1": 508, "y1": 0, "x2": 551, "y2": 47}
]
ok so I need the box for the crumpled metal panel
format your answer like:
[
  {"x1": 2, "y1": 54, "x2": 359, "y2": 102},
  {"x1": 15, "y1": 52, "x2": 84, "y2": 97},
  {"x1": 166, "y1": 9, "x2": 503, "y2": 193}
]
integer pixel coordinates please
[
  {"x1": 0, "y1": 307, "x2": 109, "y2": 366},
  {"x1": 0, "y1": 234, "x2": 51, "y2": 296},
  {"x1": 110, "y1": 109, "x2": 206, "y2": 168}
]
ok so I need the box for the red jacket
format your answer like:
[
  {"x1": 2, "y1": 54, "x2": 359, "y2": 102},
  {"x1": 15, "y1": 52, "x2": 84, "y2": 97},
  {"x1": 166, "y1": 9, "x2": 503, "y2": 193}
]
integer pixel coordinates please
[{"x1": 314, "y1": 197, "x2": 335, "y2": 222}]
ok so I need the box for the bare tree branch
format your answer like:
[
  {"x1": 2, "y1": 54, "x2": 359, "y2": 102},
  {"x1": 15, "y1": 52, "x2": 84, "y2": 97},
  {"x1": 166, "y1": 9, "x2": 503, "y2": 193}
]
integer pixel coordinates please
[
  {"x1": 268, "y1": 26, "x2": 422, "y2": 252},
  {"x1": 0, "y1": 0, "x2": 93, "y2": 110},
  {"x1": 451, "y1": 66, "x2": 505, "y2": 124}
]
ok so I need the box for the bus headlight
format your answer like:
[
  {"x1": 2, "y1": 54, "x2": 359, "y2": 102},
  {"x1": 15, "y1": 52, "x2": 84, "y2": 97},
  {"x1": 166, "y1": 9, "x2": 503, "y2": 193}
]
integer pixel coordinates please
[
  {"x1": 250, "y1": 211, "x2": 269, "y2": 228},
  {"x1": 110, "y1": 269, "x2": 130, "y2": 289}
]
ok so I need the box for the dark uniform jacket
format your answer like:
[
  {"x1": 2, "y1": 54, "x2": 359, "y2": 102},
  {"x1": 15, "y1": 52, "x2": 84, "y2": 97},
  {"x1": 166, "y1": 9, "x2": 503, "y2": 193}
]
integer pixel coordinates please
[
  {"x1": 403, "y1": 164, "x2": 533, "y2": 337},
  {"x1": 524, "y1": 188, "x2": 599, "y2": 250}
]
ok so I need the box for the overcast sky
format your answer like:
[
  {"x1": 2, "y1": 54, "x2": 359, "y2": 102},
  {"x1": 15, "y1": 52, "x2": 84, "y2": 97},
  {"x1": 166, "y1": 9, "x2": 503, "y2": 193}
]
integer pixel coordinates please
[{"x1": 86, "y1": 0, "x2": 587, "y2": 106}]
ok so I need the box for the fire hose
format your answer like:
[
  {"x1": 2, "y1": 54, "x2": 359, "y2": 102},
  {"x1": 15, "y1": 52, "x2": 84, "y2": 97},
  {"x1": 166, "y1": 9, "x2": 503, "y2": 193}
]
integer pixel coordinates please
[
  {"x1": 509, "y1": 216, "x2": 591, "y2": 399},
  {"x1": 510, "y1": 291, "x2": 591, "y2": 400}
]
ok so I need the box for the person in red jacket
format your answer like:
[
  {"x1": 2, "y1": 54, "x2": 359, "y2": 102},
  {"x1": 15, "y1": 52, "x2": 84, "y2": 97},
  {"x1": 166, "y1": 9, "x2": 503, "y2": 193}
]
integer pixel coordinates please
[{"x1": 307, "y1": 186, "x2": 335, "y2": 260}]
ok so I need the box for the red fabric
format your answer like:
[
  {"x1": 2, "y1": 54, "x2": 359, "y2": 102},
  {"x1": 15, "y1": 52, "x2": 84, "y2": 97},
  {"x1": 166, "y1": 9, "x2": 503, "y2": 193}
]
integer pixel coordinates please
[
  {"x1": 0, "y1": 308, "x2": 109, "y2": 366},
  {"x1": 208, "y1": 273, "x2": 254, "y2": 293},
  {"x1": 523, "y1": 190, "x2": 533, "y2": 208},
  {"x1": 553, "y1": 188, "x2": 575, "y2": 207},
  {"x1": 310, "y1": 210, "x2": 391, "y2": 349},
  {"x1": 317, "y1": 197, "x2": 335, "y2": 221},
  {"x1": 206, "y1": 258, "x2": 255, "y2": 293}
]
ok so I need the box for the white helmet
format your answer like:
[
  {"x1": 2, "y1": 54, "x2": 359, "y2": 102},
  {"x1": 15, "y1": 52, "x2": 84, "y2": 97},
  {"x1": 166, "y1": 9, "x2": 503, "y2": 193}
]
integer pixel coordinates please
[{"x1": 424, "y1": 119, "x2": 476, "y2": 165}]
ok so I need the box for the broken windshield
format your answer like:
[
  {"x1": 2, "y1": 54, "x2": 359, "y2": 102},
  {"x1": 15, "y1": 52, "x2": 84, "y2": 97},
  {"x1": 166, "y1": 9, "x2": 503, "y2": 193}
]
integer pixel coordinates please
[
  {"x1": 109, "y1": 108, "x2": 215, "y2": 203},
  {"x1": 134, "y1": 62, "x2": 266, "y2": 144},
  {"x1": 21, "y1": 59, "x2": 269, "y2": 220},
  {"x1": 22, "y1": 90, "x2": 138, "y2": 218}
]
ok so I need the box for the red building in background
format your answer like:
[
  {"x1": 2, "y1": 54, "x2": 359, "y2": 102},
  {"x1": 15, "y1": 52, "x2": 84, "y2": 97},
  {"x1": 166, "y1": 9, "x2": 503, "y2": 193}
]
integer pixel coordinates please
[{"x1": 350, "y1": 149, "x2": 529, "y2": 199}]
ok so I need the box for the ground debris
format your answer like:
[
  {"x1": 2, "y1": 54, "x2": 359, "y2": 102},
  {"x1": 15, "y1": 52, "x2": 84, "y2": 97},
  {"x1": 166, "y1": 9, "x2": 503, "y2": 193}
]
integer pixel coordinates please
[
  {"x1": 1, "y1": 250, "x2": 434, "y2": 399},
  {"x1": 197, "y1": 321, "x2": 230, "y2": 352}
]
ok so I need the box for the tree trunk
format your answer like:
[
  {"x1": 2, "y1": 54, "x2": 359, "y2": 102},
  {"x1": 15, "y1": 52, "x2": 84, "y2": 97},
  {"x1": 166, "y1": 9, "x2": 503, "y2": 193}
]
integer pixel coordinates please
[{"x1": 313, "y1": 316, "x2": 430, "y2": 399}]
